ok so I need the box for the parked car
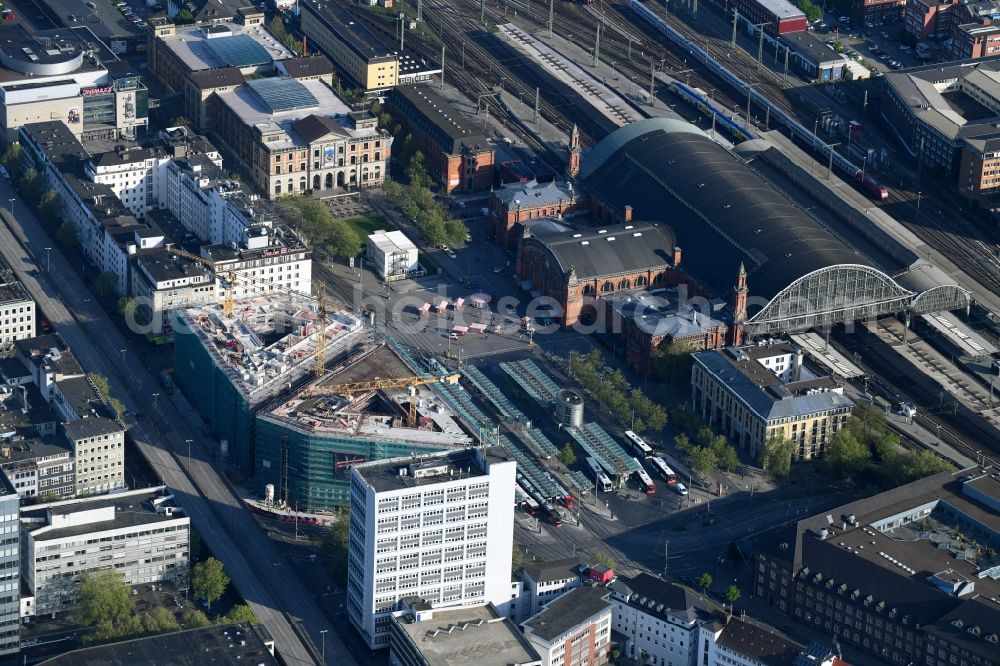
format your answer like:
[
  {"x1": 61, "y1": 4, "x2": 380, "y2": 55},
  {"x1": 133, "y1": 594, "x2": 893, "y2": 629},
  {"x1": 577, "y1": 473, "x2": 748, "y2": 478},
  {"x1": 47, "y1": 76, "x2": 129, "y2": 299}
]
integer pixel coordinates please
[{"x1": 0, "y1": 165, "x2": 8, "y2": 179}]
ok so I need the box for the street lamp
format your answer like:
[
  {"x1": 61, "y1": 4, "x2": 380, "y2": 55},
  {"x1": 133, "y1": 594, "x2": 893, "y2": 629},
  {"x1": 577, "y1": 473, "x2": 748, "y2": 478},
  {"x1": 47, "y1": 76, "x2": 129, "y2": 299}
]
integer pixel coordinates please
[
  {"x1": 185, "y1": 439, "x2": 193, "y2": 471},
  {"x1": 152, "y1": 392, "x2": 160, "y2": 408},
  {"x1": 44, "y1": 247, "x2": 52, "y2": 272},
  {"x1": 320, "y1": 629, "x2": 328, "y2": 664},
  {"x1": 120, "y1": 348, "x2": 126, "y2": 364},
  {"x1": 7, "y1": 198, "x2": 13, "y2": 216}
]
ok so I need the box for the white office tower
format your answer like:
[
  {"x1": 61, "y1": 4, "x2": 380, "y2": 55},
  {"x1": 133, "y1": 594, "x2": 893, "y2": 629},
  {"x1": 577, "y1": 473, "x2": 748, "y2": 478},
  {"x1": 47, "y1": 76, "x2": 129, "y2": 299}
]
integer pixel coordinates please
[{"x1": 347, "y1": 447, "x2": 516, "y2": 650}]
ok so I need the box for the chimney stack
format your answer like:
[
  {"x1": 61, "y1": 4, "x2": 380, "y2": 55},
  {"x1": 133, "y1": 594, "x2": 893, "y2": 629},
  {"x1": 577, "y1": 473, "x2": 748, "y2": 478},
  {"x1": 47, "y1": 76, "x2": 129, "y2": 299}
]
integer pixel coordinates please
[
  {"x1": 623, "y1": 205, "x2": 633, "y2": 223},
  {"x1": 672, "y1": 246, "x2": 682, "y2": 266}
]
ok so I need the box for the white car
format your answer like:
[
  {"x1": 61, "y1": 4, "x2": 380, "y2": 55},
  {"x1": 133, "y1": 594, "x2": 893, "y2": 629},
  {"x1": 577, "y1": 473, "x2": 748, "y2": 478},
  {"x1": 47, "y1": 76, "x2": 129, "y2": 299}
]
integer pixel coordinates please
[{"x1": 674, "y1": 482, "x2": 688, "y2": 496}]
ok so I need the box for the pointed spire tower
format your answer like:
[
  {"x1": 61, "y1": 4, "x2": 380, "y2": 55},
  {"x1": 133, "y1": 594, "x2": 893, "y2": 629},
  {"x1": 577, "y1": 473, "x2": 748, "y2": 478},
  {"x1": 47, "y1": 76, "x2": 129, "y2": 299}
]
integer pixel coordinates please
[
  {"x1": 566, "y1": 123, "x2": 581, "y2": 180},
  {"x1": 730, "y1": 262, "x2": 749, "y2": 345}
]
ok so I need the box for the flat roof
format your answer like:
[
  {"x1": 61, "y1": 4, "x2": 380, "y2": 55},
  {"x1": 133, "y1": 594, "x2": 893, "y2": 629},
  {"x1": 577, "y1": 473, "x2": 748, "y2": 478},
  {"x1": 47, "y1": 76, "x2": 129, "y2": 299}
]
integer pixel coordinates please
[
  {"x1": 62, "y1": 416, "x2": 123, "y2": 440},
  {"x1": 523, "y1": 586, "x2": 611, "y2": 642},
  {"x1": 301, "y1": 0, "x2": 397, "y2": 61},
  {"x1": 354, "y1": 447, "x2": 510, "y2": 494},
  {"x1": 755, "y1": 0, "x2": 807, "y2": 21},
  {"x1": 716, "y1": 618, "x2": 802, "y2": 666},
  {"x1": 390, "y1": 84, "x2": 491, "y2": 154},
  {"x1": 368, "y1": 229, "x2": 416, "y2": 254},
  {"x1": 23, "y1": 486, "x2": 185, "y2": 541},
  {"x1": 604, "y1": 289, "x2": 729, "y2": 338},
  {"x1": 37, "y1": 623, "x2": 276, "y2": 666},
  {"x1": 522, "y1": 557, "x2": 583, "y2": 584},
  {"x1": 156, "y1": 21, "x2": 293, "y2": 73},
  {"x1": 393, "y1": 605, "x2": 540, "y2": 666},
  {"x1": 0, "y1": 436, "x2": 71, "y2": 465}
]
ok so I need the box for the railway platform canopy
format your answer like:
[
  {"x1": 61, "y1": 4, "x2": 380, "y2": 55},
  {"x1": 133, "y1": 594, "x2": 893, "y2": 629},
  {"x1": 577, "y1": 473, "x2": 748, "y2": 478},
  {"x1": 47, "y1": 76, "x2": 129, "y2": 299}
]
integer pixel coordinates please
[{"x1": 580, "y1": 118, "x2": 970, "y2": 336}]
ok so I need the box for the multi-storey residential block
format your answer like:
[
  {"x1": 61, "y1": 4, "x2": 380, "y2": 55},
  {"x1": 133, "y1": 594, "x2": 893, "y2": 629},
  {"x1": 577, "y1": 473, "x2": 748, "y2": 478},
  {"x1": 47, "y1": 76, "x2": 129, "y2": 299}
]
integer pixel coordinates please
[
  {"x1": 0, "y1": 437, "x2": 74, "y2": 501},
  {"x1": 347, "y1": 448, "x2": 516, "y2": 650},
  {"x1": 608, "y1": 573, "x2": 705, "y2": 666},
  {"x1": 521, "y1": 586, "x2": 612, "y2": 666},
  {"x1": 19, "y1": 487, "x2": 189, "y2": 618},
  {"x1": 520, "y1": 558, "x2": 585, "y2": 621},
  {"x1": 62, "y1": 417, "x2": 125, "y2": 497},
  {"x1": 211, "y1": 77, "x2": 392, "y2": 198},
  {"x1": 691, "y1": 341, "x2": 855, "y2": 460},
  {"x1": 906, "y1": 0, "x2": 960, "y2": 39},
  {"x1": 386, "y1": 85, "x2": 494, "y2": 194},
  {"x1": 0, "y1": 257, "x2": 35, "y2": 343}
]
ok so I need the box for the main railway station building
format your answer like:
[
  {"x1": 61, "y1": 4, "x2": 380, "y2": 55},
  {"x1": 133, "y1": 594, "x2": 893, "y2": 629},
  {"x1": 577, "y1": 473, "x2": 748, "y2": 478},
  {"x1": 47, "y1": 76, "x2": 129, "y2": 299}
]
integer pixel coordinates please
[{"x1": 515, "y1": 119, "x2": 969, "y2": 369}]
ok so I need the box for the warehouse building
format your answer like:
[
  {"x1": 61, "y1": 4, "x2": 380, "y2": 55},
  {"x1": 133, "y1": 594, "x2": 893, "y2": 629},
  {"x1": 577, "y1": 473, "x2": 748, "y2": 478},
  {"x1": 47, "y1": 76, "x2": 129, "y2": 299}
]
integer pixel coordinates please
[
  {"x1": 732, "y1": 0, "x2": 808, "y2": 35},
  {"x1": 347, "y1": 447, "x2": 516, "y2": 649},
  {"x1": 691, "y1": 340, "x2": 855, "y2": 460},
  {"x1": 20, "y1": 487, "x2": 189, "y2": 619},
  {"x1": 172, "y1": 298, "x2": 364, "y2": 471},
  {"x1": 256, "y1": 345, "x2": 471, "y2": 512},
  {"x1": 386, "y1": 84, "x2": 494, "y2": 193},
  {"x1": 754, "y1": 467, "x2": 1000, "y2": 666}
]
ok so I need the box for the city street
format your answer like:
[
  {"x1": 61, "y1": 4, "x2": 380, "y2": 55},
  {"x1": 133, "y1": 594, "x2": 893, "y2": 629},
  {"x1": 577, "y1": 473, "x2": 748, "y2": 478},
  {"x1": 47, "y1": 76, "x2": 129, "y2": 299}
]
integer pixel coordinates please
[{"x1": 0, "y1": 182, "x2": 350, "y2": 666}]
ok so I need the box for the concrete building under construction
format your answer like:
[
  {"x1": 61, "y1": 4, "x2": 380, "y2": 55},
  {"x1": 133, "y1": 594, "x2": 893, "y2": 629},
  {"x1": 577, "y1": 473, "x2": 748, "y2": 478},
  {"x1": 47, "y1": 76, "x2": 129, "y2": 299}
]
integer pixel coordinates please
[
  {"x1": 172, "y1": 296, "x2": 366, "y2": 471},
  {"x1": 256, "y1": 346, "x2": 473, "y2": 512}
]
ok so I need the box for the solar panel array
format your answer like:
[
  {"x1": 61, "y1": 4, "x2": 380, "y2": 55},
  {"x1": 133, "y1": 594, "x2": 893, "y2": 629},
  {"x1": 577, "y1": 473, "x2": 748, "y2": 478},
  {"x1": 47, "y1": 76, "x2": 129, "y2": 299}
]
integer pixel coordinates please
[
  {"x1": 205, "y1": 35, "x2": 272, "y2": 68},
  {"x1": 246, "y1": 77, "x2": 318, "y2": 113}
]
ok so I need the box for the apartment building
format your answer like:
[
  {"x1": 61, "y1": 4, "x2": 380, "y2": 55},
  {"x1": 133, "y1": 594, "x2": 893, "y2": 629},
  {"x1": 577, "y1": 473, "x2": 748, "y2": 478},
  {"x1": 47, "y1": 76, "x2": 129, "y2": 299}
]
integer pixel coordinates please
[
  {"x1": 62, "y1": 417, "x2": 125, "y2": 497},
  {"x1": 608, "y1": 573, "x2": 705, "y2": 666},
  {"x1": 520, "y1": 558, "x2": 585, "y2": 621},
  {"x1": 691, "y1": 341, "x2": 854, "y2": 460},
  {"x1": 0, "y1": 257, "x2": 35, "y2": 343},
  {"x1": 347, "y1": 448, "x2": 517, "y2": 650},
  {"x1": 20, "y1": 487, "x2": 189, "y2": 618},
  {"x1": 0, "y1": 437, "x2": 74, "y2": 501},
  {"x1": 129, "y1": 250, "x2": 217, "y2": 335},
  {"x1": 521, "y1": 586, "x2": 612, "y2": 666}
]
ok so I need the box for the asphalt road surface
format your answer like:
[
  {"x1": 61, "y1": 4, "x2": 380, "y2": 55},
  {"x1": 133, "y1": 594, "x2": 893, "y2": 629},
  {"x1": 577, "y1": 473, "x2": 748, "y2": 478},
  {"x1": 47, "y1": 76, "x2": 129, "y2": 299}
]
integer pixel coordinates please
[{"x1": 0, "y1": 181, "x2": 349, "y2": 666}]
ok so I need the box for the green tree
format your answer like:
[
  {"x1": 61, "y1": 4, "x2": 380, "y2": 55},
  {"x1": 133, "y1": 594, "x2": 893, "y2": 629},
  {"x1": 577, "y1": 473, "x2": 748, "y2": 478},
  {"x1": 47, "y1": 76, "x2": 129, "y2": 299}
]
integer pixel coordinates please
[
  {"x1": 174, "y1": 8, "x2": 195, "y2": 24},
  {"x1": 168, "y1": 115, "x2": 193, "y2": 128},
  {"x1": 56, "y1": 221, "x2": 78, "y2": 251},
  {"x1": 88, "y1": 373, "x2": 111, "y2": 400},
  {"x1": 95, "y1": 271, "x2": 119, "y2": 299},
  {"x1": 882, "y1": 450, "x2": 952, "y2": 486},
  {"x1": 222, "y1": 604, "x2": 259, "y2": 624},
  {"x1": 674, "y1": 433, "x2": 694, "y2": 455},
  {"x1": 324, "y1": 219, "x2": 362, "y2": 258},
  {"x1": 824, "y1": 430, "x2": 870, "y2": 477},
  {"x1": 760, "y1": 432, "x2": 794, "y2": 478},
  {"x1": 192, "y1": 557, "x2": 230, "y2": 613},
  {"x1": 796, "y1": 0, "x2": 822, "y2": 23},
  {"x1": 708, "y1": 435, "x2": 739, "y2": 472},
  {"x1": 669, "y1": 403, "x2": 700, "y2": 437},
  {"x1": 269, "y1": 16, "x2": 288, "y2": 40},
  {"x1": 557, "y1": 443, "x2": 576, "y2": 466},
  {"x1": 725, "y1": 585, "x2": 742, "y2": 613},
  {"x1": 416, "y1": 206, "x2": 448, "y2": 247},
  {"x1": 75, "y1": 570, "x2": 136, "y2": 643},
  {"x1": 512, "y1": 544, "x2": 524, "y2": 572},
  {"x1": 852, "y1": 404, "x2": 887, "y2": 440},
  {"x1": 320, "y1": 511, "x2": 350, "y2": 585},
  {"x1": 141, "y1": 606, "x2": 180, "y2": 635},
  {"x1": 690, "y1": 446, "x2": 717, "y2": 479},
  {"x1": 652, "y1": 340, "x2": 695, "y2": 385},
  {"x1": 405, "y1": 151, "x2": 431, "y2": 188},
  {"x1": 18, "y1": 167, "x2": 43, "y2": 206},
  {"x1": 38, "y1": 190, "x2": 62, "y2": 226},
  {"x1": 0, "y1": 142, "x2": 23, "y2": 175},
  {"x1": 181, "y1": 609, "x2": 212, "y2": 629},
  {"x1": 872, "y1": 432, "x2": 900, "y2": 462},
  {"x1": 594, "y1": 552, "x2": 616, "y2": 570},
  {"x1": 444, "y1": 218, "x2": 468, "y2": 246},
  {"x1": 697, "y1": 572, "x2": 713, "y2": 593},
  {"x1": 36, "y1": 491, "x2": 60, "y2": 503}
]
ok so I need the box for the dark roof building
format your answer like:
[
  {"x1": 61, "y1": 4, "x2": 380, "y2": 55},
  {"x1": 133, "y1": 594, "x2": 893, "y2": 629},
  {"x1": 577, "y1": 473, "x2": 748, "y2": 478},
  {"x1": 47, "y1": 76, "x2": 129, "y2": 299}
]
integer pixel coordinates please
[
  {"x1": 753, "y1": 467, "x2": 1000, "y2": 666},
  {"x1": 571, "y1": 118, "x2": 966, "y2": 341},
  {"x1": 37, "y1": 623, "x2": 276, "y2": 666},
  {"x1": 703, "y1": 618, "x2": 804, "y2": 666}
]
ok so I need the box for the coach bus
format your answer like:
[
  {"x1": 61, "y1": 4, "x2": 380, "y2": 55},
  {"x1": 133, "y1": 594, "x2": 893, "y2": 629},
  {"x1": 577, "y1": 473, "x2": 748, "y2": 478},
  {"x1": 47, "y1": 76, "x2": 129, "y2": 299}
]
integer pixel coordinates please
[
  {"x1": 586, "y1": 456, "x2": 614, "y2": 492},
  {"x1": 649, "y1": 457, "x2": 678, "y2": 485},
  {"x1": 624, "y1": 430, "x2": 653, "y2": 457}
]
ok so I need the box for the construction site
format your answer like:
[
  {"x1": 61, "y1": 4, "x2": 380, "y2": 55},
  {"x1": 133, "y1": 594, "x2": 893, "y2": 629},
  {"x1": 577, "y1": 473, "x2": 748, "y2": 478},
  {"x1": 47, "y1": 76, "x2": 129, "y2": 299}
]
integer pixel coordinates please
[
  {"x1": 172, "y1": 296, "x2": 366, "y2": 471},
  {"x1": 255, "y1": 345, "x2": 474, "y2": 512}
]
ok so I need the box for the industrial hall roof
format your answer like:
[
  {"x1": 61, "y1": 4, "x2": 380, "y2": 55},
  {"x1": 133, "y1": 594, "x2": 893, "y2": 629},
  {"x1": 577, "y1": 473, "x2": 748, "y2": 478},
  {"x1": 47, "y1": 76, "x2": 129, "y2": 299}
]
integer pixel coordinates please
[
  {"x1": 526, "y1": 222, "x2": 676, "y2": 280},
  {"x1": 580, "y1": 118, "x2": 875, "y2": 302}
]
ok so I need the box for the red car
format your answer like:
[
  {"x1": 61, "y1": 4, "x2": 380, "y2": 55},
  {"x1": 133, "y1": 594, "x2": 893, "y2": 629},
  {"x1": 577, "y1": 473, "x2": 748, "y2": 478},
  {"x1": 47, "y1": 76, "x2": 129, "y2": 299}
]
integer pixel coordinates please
[{"x1": 2, "y1": 9, "x2": 14, "y2": 20}]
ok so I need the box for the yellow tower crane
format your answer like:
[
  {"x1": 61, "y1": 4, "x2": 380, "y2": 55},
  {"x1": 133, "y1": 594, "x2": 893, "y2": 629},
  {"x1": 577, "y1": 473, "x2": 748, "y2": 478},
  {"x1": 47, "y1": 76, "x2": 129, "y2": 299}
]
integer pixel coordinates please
[
  {"x1": 303, "y1": 373, "x2": 461, "y2": 426},
  {"x1": 166, "y1": 247, "x2": 238, "y2": 318}
]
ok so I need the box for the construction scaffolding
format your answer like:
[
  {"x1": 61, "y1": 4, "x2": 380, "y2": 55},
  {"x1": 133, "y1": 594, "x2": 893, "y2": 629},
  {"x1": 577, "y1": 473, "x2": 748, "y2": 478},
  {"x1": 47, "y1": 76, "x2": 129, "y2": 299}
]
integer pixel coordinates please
[
  {"x1": 500, "y1": 359, "x2": 560, "y2": 406},
  {"x1": 565, "y1": 422, "x2": 641, "y2": 480}
]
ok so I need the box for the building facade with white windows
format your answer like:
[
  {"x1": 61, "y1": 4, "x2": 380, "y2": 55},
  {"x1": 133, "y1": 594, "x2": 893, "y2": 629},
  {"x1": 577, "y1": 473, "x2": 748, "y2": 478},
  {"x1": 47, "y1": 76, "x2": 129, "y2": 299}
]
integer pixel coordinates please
[
  {"x1": 0, "y1": 257, "x2": 35, "y2": 343},
  {"x1": 19, "y1": 487, "x2": 189, "y2": 618},
  {"x1": 62, "y1": 417, "x2": 125, "y2": 497},
  {"x1": 0, "y1": 477, "x2": 19, "y2": 654},
  {"x1": 347, "y1": 447, "x2": 516, "y2": 650},
  {"x1": 608, "y1": 574, "x2": 705, "y2": 666},
  {"x1": 519, "y1": 557, "x2": 585, "y2": 622},
  {"x1": 521, "y1": 586, "x2": 613, "y2": 666}
]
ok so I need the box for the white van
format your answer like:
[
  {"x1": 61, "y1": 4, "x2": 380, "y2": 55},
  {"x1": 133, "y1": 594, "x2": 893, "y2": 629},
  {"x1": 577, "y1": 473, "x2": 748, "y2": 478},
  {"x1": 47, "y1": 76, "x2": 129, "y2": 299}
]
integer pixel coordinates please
[{"x1": 674, "y1": 483, "x2": 688, "y2": 496}]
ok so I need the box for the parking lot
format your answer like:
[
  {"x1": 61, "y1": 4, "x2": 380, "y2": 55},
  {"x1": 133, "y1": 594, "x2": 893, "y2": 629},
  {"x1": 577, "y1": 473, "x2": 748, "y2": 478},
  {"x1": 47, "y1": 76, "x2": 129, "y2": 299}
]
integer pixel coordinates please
[{"x1": 815, "y1": 14, "x2": 937, "y2": 73}]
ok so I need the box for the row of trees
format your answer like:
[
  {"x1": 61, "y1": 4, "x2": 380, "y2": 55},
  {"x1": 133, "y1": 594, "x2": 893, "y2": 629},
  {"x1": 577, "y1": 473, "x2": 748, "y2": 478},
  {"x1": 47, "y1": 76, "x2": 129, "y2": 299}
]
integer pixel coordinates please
[
  {"x1": 0, "y1": 143, "x2": 62, "y2": 230},
  {"x1": 759, "y1": 404, "x2": 952, "y2": 485},
  {"x1": 75, "y1": 558, "x2": 252, "y2": 646},
  {"x1": 383, "y1": 151, "x2": 468, "y2": 249},
  {"x1": 279, "y1": 197, "x2": 363, "y2": 260},
  {"x1": 88, "y1": 372, "x2": 126, "y2": 421},
  {"x1": 651, "y1": 340, "x2": 696, "y2": 386},
  {"x1": 568, "y1": 349, "x2": 668, "y2": 435}
]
